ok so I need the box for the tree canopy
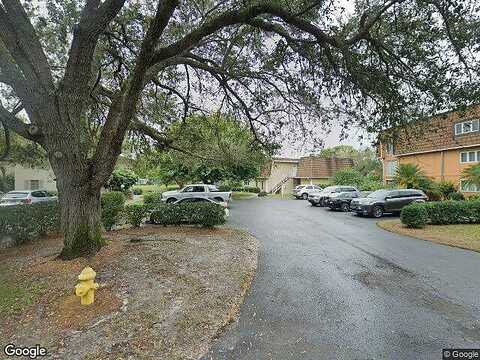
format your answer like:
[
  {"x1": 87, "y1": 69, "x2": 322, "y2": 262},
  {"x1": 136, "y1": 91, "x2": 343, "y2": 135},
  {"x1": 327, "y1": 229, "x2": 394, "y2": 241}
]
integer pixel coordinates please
[
  {"x1": 0, "y1": 0, "x2": 478, "y2": 258},
  {"x1": 132, "y1": 113, "x2": 271, "y2": 186}
]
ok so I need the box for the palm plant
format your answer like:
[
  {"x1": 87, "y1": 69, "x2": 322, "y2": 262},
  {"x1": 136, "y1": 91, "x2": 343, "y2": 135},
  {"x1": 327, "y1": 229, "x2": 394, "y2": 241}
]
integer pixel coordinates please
[
  {"x1": 462, "y1": 164, "x2": 480, "y2": 190},
  {"x1": 394, "y1": 164, "x2": 432, "y2": 190}
]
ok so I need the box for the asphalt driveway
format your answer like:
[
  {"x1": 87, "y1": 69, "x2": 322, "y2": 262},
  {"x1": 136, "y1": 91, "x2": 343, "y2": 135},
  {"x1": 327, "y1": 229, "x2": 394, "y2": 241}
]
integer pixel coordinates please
[{"x1": 202, "y1": 198, "x2": 480, "y2": 360}]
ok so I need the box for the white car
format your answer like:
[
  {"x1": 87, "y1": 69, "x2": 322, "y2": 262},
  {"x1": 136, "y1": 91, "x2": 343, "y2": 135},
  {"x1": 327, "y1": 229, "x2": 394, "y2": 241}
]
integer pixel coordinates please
[
  {"x1": 162, "y1": 184, "x2": 232, "y2": 204},
  {"x1": 293, "y1": 184, "x2": 322, "y2": 200},
  {"x1": 173, "y1": 197, "x2": 229, "y2": 217},
  {"x1": 0, "y1": 190, "x2": 58, "y2": 206}
]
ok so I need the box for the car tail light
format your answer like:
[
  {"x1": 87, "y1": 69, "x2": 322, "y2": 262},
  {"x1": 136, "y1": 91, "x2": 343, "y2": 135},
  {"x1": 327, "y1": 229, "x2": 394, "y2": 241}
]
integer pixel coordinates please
[{"x1": 21, "y1": 198, "x2": 32, "y2": 204}]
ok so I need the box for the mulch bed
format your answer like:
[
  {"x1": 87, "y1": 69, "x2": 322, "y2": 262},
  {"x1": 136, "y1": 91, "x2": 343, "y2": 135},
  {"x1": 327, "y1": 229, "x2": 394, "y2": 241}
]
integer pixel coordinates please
[{"x1": 0, "y1": 225, "x2": 258, "y2": 359}]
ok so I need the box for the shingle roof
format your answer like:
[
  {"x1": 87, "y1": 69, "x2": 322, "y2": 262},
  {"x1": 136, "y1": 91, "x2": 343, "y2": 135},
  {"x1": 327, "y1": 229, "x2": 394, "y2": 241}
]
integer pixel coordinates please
[{"x1": 295, "y1": 156, "x2": 354, "y2": 178}]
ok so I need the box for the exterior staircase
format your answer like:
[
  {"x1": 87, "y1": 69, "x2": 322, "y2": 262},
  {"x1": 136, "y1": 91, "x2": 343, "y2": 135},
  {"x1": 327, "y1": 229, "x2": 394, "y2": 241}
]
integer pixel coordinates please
[{"x1": 270, "y1": 176, "x2": 290, "y2": 194}]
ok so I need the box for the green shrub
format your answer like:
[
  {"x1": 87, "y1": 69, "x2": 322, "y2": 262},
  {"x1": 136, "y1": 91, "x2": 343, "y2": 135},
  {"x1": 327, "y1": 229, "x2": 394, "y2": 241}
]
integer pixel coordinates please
[
  {"x1": 426, "y1": 188, "x2": 443, "y2": 201},
  {"x1": 150, "y1": 203, "x2": 226, "y2": 227},
  {"x1": 166, "y1": 185, "x2": 180, "y2": 190},
  {"x1": 244, "y1": 186, "x2": 261, "y2": 193},
  {"x1": 467, "y1": 194, "x2": 480, "y2": 201},
  {"x1": 401, "y1": 200, "x2": 480, "y2": 226},
  {"x1": 258, "y1": 191, "x2": 268, "y2": 197},
  {"x1": 0, "y1": 202, "x2": 60, "y2": 244},
  {"x1": 143, "y1": 192, "x2": 163, "y2": 210},
  {"x1": 400, "y1": 203, "x2": 428, "y2": 228},
  {"x1": 447, "y1": 192, "x2": 465, "y2": 201},
  {"x1": 132, "y1": 187, "x2": 143, "y2": 195},
  {"x1": 101, "y1": 191, "x2": 125, "y2": 231},
  {"x1": 218, "y1": 184, "x2": 231, "y2": 192},
  {"x1": 124, "y1": 204, "x2": 147, "y2": 227},
  {"x1": 424, "y1": 200, "x2": 480, "y2": 225},
  {"x1": 437, "y1": 181, "x2": 457, "y2": 199},
  {"x1": 232, "y1": 186, "x2": 245, "y2": 192},
  {"x1": 106, "y1": 169, "x2": 139, "y2": 192}
]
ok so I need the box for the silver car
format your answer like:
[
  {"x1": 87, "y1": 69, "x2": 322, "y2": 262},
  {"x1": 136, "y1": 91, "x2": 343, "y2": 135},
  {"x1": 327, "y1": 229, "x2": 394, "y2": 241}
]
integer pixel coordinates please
[
  {"x1": 293, "y1": 184, "x2": 322, "y2": 200},
  {"x1": 0, "y1": 190, "x2": 58, "y2": 206}
]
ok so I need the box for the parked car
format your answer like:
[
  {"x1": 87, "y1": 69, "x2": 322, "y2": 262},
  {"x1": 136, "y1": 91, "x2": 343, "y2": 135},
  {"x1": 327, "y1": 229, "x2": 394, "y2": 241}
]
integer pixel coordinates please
[
  {"x1": 161, "y1": 184, "x2": 232, "y2": 204},
  {"x1": 350, "y1": 189, "x2": 427, "y2": 218},
  {"x1": 293, "y1": 184, "x2": 322, "y2": 200},
  {"x1": 308, "y1": 186, "x2": 358, "y2": 206},
  {"x1": 326, "y1": 191, "x2": 360, "y2": 212},
  {"x1": 173, "y1": 197, "x2": 229, "y2": 218},
  {"x1": 291, "y1": 185, "x2": 306, "y2": 198},
  {"x1": 0, "y1": 190, "x2": 58, "y2": 206}
]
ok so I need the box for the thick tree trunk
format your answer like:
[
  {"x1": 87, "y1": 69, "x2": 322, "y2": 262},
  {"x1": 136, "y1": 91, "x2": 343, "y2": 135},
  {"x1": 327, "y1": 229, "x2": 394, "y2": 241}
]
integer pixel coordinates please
[{"x1": 57, "y1": 179, "x2": 105, "y2": 260}]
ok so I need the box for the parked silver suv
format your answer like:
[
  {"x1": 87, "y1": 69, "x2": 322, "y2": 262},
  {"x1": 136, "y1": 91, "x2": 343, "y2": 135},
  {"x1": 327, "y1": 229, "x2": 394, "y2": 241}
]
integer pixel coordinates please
[{"x1": 0, "y1": 190, "x2": 58, "y2": 206}]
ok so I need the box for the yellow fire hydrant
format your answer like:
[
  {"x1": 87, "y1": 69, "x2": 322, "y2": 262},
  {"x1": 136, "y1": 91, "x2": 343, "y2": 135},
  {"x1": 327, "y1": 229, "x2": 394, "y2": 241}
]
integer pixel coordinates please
[{"x1": 75, "y1": 266, "x2": 99, "y2": 305}]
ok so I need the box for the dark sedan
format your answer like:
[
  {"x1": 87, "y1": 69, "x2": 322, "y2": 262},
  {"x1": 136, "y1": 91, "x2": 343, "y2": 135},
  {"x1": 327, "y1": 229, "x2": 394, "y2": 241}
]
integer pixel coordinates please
[
  {"x1": 350, "y1": 189, "x2": 427, "y2": 218},
  {"x1": 326, "y1": 191, "x2": 360, "y2": 212}
]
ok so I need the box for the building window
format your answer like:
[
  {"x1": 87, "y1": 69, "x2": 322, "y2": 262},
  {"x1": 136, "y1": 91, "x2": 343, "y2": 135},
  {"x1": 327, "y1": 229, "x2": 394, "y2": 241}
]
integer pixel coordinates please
[
  {"x1": 30, "y1": 180, "x2": 40, "y2": 190},
  {"x1": 460, "y1": 181, "x2": 480, "y2": 192},
  {"x1": 455, "y1": 119, "x2": 480, "y2": 135},
  {"x1": 459, "y1": 149, "x2": 480, "y2": 163},
  {"x1": 385, "y1": 160, "x2": 398, "y2": 177}
]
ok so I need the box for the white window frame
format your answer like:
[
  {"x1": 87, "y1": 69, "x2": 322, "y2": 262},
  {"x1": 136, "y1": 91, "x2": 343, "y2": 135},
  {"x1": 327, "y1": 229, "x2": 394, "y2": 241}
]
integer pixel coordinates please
[
  {"x1": 459, "y1": 149, "x2": 480, "y2": 164},
  {"x1": 455, "y1": 119, "x2": 480, "y2": 135},
  {"x1": 460, "y1": 180, "x2": 480, "y2": 193}
]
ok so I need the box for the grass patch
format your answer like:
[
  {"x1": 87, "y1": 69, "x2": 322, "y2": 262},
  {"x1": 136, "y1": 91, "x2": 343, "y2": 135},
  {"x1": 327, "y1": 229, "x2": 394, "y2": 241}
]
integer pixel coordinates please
[
  {"x1": 232, "y1": 192, "x2": 257, "y2": 200},
  {"x1": 378, "y1": 220, "x2": 480, "y2": 252},
  {"x1": 0, "y1": 270, "x2": 43, "y2": 316},
  {"x1": 264, "y1": 193, "x2": 293, "y2": 200}
]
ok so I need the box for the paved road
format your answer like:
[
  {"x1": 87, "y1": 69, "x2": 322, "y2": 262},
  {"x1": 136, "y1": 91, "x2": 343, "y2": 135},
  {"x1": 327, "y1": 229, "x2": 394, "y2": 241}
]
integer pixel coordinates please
[{"x1": 202, "y1": 198, "x2": 480, "y2": 360}]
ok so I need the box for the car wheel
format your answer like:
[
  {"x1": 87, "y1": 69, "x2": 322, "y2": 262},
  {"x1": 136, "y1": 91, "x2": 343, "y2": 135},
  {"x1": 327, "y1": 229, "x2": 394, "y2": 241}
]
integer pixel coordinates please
[
  {"x1": 214, "y1": 197, "x2": 223, "y2": 202},
  {"x1": 302, "y1": 193, "x2": 308, "y2": 200},
  {"x1": 372, "y1": 206, "x2": 384, "y2": 218},
  {"x1": 166, "y1": 198, "x2": 176, "y2": 204},
  {"x1": 341, "y1": 203, "x2": 350, "y2": 212}
]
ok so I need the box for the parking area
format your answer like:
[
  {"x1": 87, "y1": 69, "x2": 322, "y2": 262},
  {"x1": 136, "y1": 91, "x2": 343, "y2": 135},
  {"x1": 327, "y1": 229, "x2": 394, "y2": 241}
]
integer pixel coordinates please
[{"x1": 204, "y1": 197, "x2": 480, "y2": 360}]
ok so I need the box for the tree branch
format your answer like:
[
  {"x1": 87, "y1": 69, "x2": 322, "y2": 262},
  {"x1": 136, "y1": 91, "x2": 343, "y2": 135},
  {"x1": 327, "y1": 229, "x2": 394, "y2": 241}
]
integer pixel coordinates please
[
  {"x1": 150, "y1": 3, "x2": 339, "y2": 66},
  {"x1": 0, "y1": 1, "x2": 54, "y2": 90},
  {"x1": 0, "y1": 103, "x2": 42, "y2": 142}
]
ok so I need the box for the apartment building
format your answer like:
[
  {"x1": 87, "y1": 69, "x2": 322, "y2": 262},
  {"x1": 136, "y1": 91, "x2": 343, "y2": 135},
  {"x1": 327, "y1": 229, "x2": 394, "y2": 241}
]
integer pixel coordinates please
[{"x1": 379, "y1": 105, "x2": 480, "y2": 194}]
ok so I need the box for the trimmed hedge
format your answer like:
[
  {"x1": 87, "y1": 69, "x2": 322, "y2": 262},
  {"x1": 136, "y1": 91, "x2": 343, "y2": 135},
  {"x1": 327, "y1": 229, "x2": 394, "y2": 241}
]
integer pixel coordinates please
[
  {"x1": 400, "y1": 203, "x2": 428, "y2": 228},
  {"x1": 0, "y1": 201, "x2": 60, "y2": 244},
  {"x1": 150, "y1": 203, "x2": 226, "y2": 227},
  {"x1": 447, "y1": 192, "x2": 465, "y2": 201},
  {"x1": 144, "y1": 192, "x2": 163, "y2": 210},
  {"x1": 101, "y1": 191, "x2": 125, "y2": 231},
  {"x1": 124, "y1": 204, "x2": 147, "y2": 227},
  {"x1": 244, "y1": 186, "x2": 261, "y2": 193},
  {"x1": 401, "y1": 200, "x2": 480, "y2": 228},
  {"x1": 258, "y1": 191, "x2": 268, "y2": 197}
]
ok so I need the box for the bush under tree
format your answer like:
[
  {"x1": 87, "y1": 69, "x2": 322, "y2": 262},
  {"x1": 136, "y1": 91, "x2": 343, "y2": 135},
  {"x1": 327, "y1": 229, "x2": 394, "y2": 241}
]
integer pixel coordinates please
[{"x1": 101, "y1": 192, "x2": 126, "y2": 231}]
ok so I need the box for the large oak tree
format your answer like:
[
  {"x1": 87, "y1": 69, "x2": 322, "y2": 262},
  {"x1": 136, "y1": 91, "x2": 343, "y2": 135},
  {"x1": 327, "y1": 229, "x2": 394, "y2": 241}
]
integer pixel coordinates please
[{"x1": 0, "y1": 0, "x2": 478, "y2": 258}]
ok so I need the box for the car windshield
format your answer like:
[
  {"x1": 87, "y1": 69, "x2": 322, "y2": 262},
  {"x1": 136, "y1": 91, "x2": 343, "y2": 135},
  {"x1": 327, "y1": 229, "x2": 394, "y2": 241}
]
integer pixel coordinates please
[
  {"x1": 322, "y1": 186, "x2": 337, "y2": 192},
  {"x1": 4, "y1": 192, "x2": 29, "y2": 199},
  {"x1": 366, "y1": 190, "x2": 390, "y2": 199}
]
